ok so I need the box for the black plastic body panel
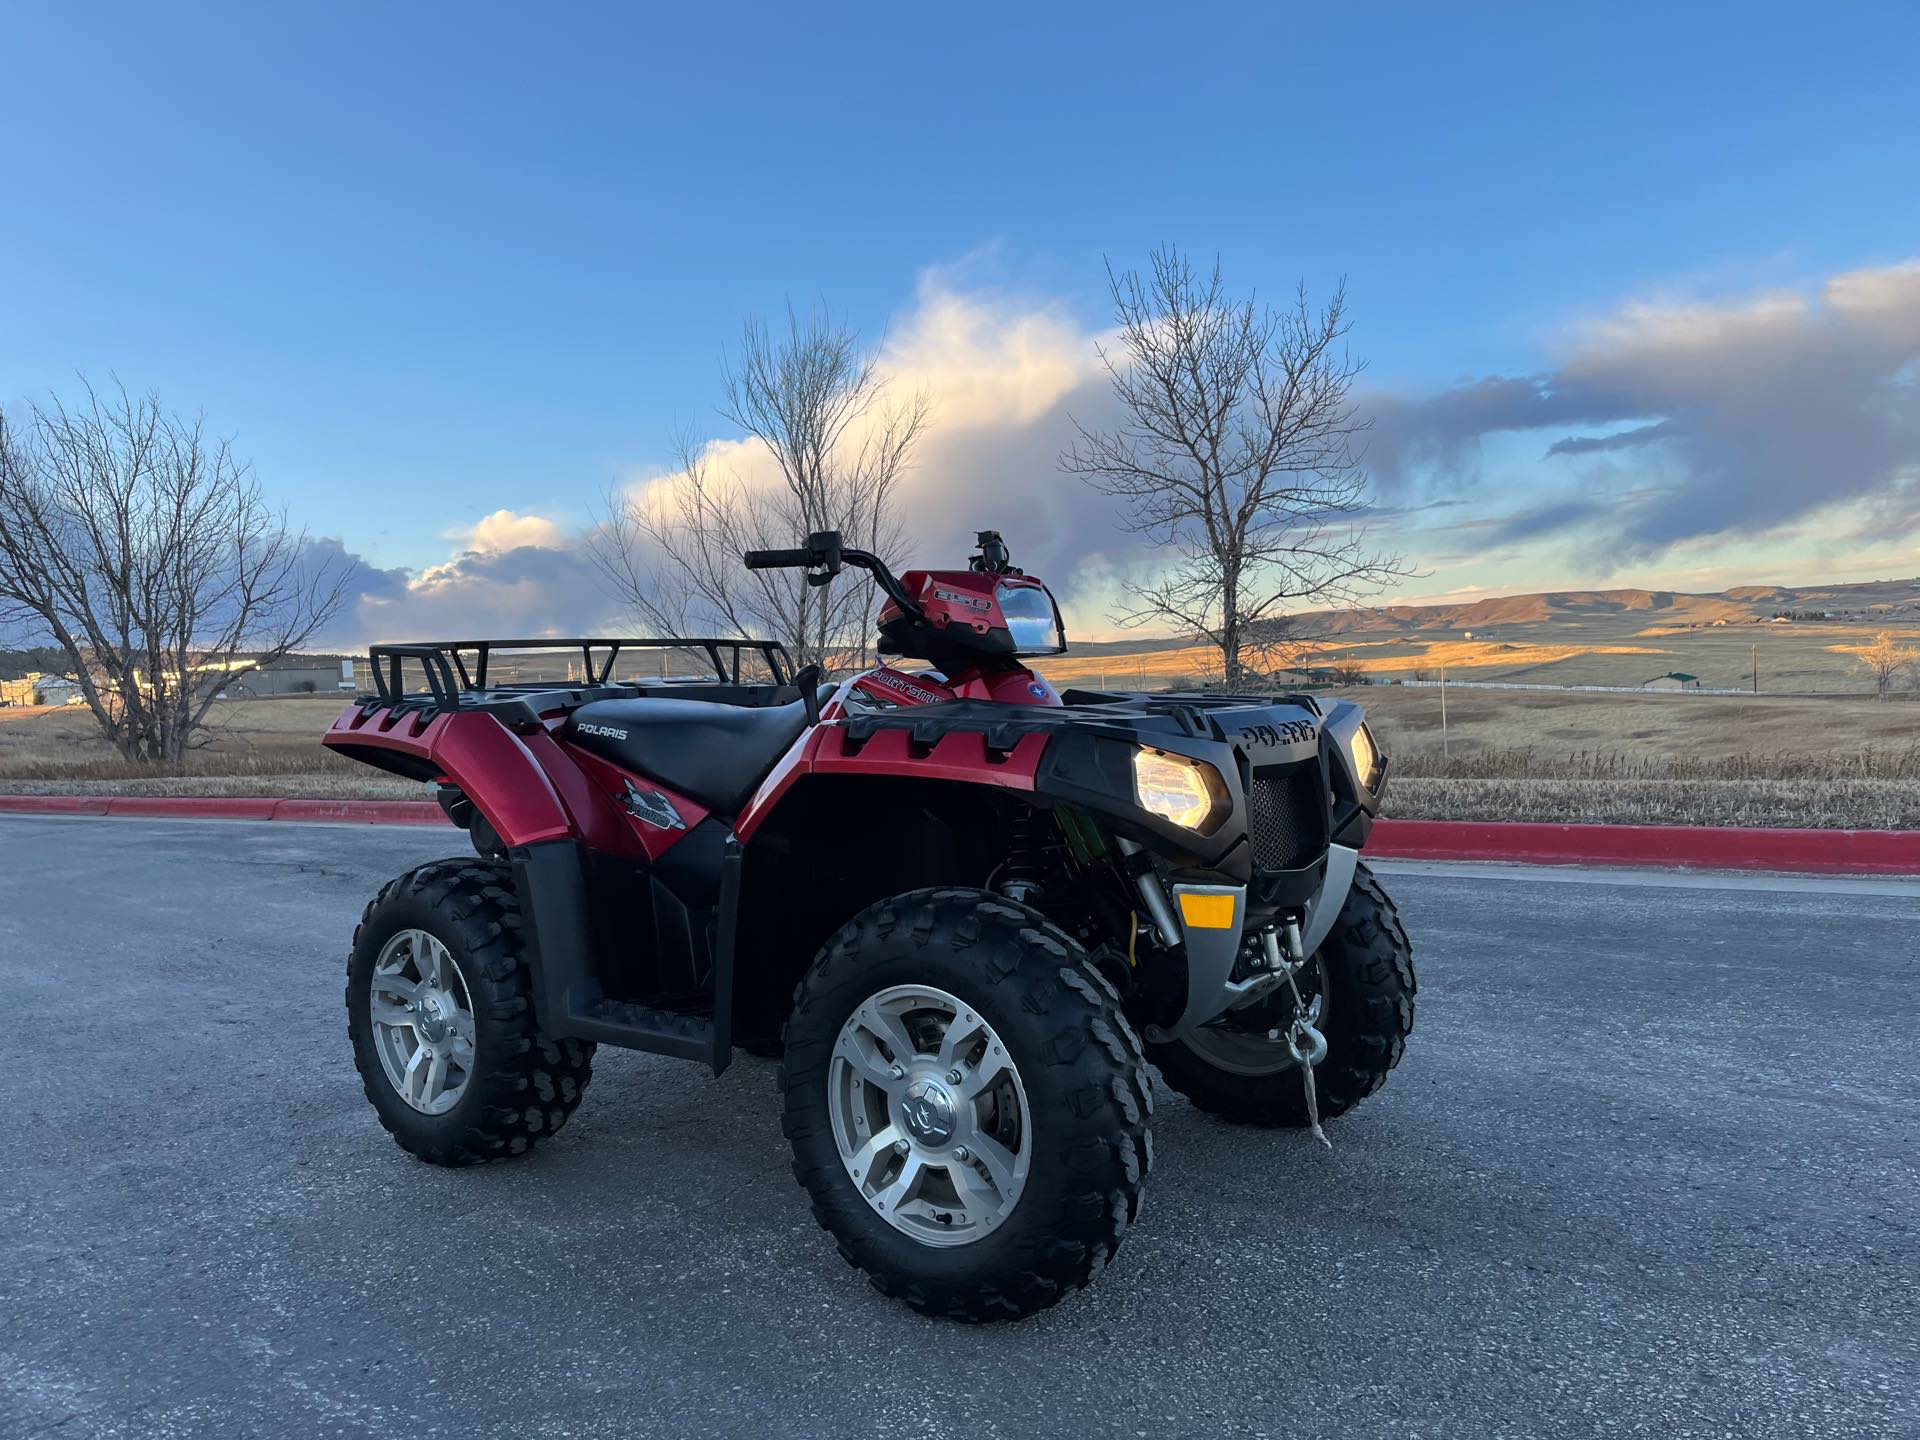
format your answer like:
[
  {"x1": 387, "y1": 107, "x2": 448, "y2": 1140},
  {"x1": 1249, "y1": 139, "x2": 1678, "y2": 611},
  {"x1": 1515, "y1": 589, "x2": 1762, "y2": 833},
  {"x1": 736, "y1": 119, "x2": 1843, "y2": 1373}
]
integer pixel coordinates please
[
  {"x1": 511, "y1": 839, "x2": 600, "y2": 1035},
  {"x1": 509, "y1": 832, "x2": 737, "y2": 1073}
]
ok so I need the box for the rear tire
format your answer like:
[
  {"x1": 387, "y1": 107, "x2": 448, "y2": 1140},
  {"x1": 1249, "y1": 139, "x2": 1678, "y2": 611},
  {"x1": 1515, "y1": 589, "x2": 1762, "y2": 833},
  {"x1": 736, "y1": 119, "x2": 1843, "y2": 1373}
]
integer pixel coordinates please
[
  {"x1": 346, "y1": 859, "x2": 595, "y2": 1165},
  {"x1": 1150, "y1": 863, "x2": 1414, "y2": 1128},
  {"x1": 781, "y1": 888, "x2": 1154, "y2": 1322}
]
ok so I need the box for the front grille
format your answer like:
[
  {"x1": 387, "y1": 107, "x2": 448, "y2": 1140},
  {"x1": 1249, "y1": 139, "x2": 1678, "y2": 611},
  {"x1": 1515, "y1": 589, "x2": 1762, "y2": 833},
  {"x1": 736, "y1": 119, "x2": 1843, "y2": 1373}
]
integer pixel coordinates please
[{"x1": 1248, "y1": 766, "x2": 1327, "y2": 870}]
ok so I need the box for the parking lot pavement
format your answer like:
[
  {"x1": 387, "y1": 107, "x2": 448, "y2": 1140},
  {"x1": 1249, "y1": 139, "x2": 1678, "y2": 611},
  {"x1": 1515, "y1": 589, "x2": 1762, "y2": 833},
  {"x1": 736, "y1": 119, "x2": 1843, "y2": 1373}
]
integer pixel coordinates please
[{"x1": 1, "y1": 814, "x2": 1915, "y2": 1439}]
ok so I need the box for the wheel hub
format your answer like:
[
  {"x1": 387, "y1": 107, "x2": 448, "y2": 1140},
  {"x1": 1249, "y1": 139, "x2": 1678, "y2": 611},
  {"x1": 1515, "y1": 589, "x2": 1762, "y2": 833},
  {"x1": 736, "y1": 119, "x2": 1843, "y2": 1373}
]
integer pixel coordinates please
[
  {"x1": 899, "y1": 1077, "x2": 958, "y2": 1146},
  {"x1": 826, "y1": 984, "x2": 1032, "y2": 1249},
  {"x1": 415, "y1": 993, "x2": 451, "y2": 1045},
  {"x1": 368, "y1": 929, "x2": 474, "y2": 1115}
]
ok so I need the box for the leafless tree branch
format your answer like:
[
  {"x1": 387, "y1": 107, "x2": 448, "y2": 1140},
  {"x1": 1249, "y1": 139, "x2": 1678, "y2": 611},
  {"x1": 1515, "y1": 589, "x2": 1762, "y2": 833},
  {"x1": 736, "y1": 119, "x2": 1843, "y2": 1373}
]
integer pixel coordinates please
[
  {"x1": 0, "y1": 380, "x2": 346, "y2": 760},
  {"x1": 587, "y1": 308, "x2": 928, "y2": 672},
  {"x1": 1062, "y1": 246, "x2": 1416, "y2": 689}
]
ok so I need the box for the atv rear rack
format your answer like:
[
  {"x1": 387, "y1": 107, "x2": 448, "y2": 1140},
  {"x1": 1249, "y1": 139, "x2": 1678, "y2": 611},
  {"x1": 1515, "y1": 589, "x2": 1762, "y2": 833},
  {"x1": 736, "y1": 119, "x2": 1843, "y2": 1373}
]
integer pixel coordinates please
[{"x1": 363, "y1": 637, "x2": 796, "y2": 720}]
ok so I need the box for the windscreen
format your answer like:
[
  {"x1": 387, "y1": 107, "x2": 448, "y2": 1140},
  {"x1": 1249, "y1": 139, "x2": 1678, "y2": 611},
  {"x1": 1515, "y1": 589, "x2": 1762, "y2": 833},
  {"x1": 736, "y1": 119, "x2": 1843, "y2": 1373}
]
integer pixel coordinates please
[{"x1": 996, "y1": 583, "x2": 1065, "y2": 654}]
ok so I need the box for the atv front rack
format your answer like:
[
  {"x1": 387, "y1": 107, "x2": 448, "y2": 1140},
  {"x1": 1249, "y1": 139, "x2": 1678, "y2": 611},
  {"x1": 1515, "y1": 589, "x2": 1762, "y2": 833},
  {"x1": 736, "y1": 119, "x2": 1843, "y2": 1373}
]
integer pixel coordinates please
[{"x1": 363, "y1": 637, "x2": 797, "y2": 721}]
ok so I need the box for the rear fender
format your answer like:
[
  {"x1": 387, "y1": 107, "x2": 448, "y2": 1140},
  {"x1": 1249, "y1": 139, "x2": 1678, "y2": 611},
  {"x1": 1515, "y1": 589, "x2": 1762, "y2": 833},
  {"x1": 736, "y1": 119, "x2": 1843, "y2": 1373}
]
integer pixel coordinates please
[{"x1": 324, "y1": 704, "x2": 610, "y2": 849}]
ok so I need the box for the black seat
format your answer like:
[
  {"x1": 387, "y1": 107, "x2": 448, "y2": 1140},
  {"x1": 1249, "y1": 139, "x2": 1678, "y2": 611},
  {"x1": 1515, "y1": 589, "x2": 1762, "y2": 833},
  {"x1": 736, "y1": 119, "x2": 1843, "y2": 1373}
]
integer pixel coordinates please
[{"x1": 564, "y1": 697, "x2": 810, "y2": 816}]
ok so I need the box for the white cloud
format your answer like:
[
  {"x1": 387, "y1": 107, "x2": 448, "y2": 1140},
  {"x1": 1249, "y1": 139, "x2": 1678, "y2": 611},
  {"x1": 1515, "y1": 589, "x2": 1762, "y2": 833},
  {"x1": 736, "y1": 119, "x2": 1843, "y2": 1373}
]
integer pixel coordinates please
[
  {"x1": 442, "y1": 508, "x2": 566, "y2": 554},
  {"x1": 614, "y1": 279, "x2": 1140, "y2": 636},
  {"x1": 312, "y1": 512, "x2": 619, "y2": 649}
]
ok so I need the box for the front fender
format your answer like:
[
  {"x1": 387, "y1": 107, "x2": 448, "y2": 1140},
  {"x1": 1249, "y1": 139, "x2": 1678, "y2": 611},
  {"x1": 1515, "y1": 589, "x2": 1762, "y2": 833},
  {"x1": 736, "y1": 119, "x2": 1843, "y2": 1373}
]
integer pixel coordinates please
[{"x1": 732, "y1": 721, "x2": 1047, "y2": 843}]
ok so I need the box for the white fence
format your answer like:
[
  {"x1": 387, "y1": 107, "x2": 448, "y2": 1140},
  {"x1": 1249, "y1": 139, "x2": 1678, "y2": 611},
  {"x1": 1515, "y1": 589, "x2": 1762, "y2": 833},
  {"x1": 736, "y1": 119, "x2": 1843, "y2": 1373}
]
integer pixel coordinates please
[{"x1": 1386, "y1": 679, "x2": 1829, "y2": 697}]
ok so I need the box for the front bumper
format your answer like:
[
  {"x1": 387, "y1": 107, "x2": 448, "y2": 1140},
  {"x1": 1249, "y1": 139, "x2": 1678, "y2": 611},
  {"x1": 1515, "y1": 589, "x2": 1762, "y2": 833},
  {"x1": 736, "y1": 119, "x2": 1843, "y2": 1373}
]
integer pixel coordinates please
[{"x1": 1141, "y1": 844, "x2": 1361, "y2": 1042}]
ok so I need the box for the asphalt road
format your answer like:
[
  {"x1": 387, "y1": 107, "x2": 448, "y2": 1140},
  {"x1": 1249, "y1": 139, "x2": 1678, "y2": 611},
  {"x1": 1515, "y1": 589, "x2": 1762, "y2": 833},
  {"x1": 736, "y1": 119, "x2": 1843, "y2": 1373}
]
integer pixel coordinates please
[{"x1": 1, "y1": 816, "x2": 1914, "y2": 1439}]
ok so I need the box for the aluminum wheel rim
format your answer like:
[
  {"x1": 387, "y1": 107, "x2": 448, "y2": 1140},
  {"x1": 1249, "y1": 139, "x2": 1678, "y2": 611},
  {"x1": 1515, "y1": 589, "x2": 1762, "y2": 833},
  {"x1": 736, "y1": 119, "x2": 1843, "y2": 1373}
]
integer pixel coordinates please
[
  {"x1": 1181, "y1": 956, "x2": 1332, "y2": 1076},
  {"x1": 827, "y1": 984, "x2": 1032, "y2": 1248},
  {"x1": 369, "y1": 929, "x2": 476, "y2": 1115}
]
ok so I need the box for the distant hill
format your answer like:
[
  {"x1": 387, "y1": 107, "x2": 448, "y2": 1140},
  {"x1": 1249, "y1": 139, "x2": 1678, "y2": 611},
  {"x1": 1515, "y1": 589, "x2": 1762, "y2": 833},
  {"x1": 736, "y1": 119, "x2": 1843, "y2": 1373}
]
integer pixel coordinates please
[
  {"x1": 1312, "y1": 587, "x2": 1752, "y2": 634},
  {"x1": 1312, "y1": 576, "x2": 1920, "y2": 636},
  {"x1": 1067, "y1": 577, "x2": 1920, "y2": 654}
]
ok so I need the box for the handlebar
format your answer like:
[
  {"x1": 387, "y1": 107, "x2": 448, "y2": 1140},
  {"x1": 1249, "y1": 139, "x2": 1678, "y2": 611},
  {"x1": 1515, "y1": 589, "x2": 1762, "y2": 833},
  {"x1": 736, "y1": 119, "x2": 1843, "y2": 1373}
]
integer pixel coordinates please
[
  {"x1": 740, "y1": 530, "x2": 925, "y2": 622},
  {"x1": 742, "y1": 548, "x2": 815, "y2": 570}
]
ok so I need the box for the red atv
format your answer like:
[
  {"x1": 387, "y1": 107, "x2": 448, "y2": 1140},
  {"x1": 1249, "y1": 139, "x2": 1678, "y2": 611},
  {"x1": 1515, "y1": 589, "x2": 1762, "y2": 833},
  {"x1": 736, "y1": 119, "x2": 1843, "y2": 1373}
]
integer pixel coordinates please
[{"x1": 325, "y1": 530, "x2": 1415, "y2": 1321}]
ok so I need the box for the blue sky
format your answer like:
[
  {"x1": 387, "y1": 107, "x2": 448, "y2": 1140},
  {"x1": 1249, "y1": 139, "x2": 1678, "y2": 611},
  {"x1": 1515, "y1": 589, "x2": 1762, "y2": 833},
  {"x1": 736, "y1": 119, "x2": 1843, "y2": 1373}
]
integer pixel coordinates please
[{"x1": 4, "y1": 2, "x2": 1919, "y2": 642}]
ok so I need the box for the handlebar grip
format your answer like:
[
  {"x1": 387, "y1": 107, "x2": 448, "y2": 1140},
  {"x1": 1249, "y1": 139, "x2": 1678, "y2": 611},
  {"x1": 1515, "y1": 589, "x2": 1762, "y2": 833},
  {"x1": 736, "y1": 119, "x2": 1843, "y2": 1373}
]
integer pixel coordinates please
[{"x1": 743, "y1": 548, "x2": 815, "y2": 569}]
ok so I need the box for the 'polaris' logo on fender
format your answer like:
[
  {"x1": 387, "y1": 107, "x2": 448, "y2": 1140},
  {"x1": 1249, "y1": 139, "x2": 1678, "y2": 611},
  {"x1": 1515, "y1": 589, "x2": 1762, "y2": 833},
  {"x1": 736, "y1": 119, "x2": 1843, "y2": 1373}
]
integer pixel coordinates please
[
  {"x1": 1238, "y1": 720, "x2": 1316, "y2": 748},
  {"x1": 577, "y1": 723, "x2": 628, "y2": 740}
]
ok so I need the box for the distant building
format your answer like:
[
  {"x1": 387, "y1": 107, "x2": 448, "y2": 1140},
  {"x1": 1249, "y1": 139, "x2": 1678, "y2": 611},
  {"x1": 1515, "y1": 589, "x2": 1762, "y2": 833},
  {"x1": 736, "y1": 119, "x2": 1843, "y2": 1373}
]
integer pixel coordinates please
[
  {"x1": 1261, "y1": 666, "x2": 1349, "y2": 687},
  {"x1": 207, "y1": 657, "x2": 357, "y2": 698},
  {"x1": 0, "y1": 672, "x2": 84, "y2": 706},
  {"x1": 1640, "y1": 671, "x2": 1702, "y2": 691}
]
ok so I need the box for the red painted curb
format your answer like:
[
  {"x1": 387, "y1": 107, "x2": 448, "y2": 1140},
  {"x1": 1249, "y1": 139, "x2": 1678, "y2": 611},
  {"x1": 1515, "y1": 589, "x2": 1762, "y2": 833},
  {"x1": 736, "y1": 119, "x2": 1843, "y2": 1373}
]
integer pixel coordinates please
[
  {"x1": 0, "y1": 794, "x2": 110, "y2": 816},
  {"x1": 1368, "y1": 819, "x2": 1920, "y2": 875},
  {"x1": 0, "y1": 795, "x2": 1914, "y2": 875},
  {"x1": 0, "y1": 795, "x2": 444, "y2": 826},
  {"x1": 105, "y1": 795, "x2": 283, "y2": 821},
  {"x1": 272, "y1": 798, "x2": 445, "y2": 826}
]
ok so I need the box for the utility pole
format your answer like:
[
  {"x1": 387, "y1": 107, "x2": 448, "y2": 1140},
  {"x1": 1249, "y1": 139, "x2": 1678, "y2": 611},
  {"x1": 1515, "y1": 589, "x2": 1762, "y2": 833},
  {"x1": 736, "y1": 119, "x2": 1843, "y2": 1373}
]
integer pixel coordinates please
[
  {"x1": 1752, "y1": 642, "x2": 1758, "y2": 694},
  {"x1": 1440, "y1": 666, "x2": 1450, "y2": 760}
]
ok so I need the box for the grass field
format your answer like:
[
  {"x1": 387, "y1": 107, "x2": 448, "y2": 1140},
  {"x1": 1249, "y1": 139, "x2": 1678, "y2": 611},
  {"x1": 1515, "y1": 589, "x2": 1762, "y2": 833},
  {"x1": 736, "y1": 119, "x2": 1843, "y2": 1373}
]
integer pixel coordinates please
[
  {"x1": 1032, "y1": 619, "x2": 1920, "y2": 693},
  {"x1": 1340, "y1": 684, "x2": 1920, "y2": 765},
  {"x1": 0, "y1": 697, "x2": 417, "y2": 798},
  {"x1": 1343, "y1": 687, "x2": 1920, "y2": 828},
  {"x1": 1351, "y1": 691, "x2": 1920, "y2": 829},
  {"x1": 3, "y1": 685, "x2": 1916, "y2": 828}
]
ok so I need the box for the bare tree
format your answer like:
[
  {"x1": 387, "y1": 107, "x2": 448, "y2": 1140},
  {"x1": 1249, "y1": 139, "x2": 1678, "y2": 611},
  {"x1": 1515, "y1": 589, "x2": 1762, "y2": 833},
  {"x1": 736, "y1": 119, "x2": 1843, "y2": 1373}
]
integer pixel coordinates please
[
  {"x1": 588, "y1": 308, "x2": 928, "y2": 673},
  {"x1": 0, "y1": 381, "x2": 346, "y2": 761},
  {"x1": 1854, "y1": 629, "x2": 1918, "y2": 698},
  {"x1": 1063, "y1": 246, "x2": 1413, "y2": 689}
]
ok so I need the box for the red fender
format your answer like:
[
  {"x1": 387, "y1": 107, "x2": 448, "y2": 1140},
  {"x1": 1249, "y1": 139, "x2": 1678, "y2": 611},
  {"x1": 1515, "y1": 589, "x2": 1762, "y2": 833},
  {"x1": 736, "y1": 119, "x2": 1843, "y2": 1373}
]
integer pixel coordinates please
[
  {"x1": 324, "y1": 705, "x2": 580, "y2": 848},
  {"x1": 733, "y1": 723, "x2": 1047, "y2": 844}
]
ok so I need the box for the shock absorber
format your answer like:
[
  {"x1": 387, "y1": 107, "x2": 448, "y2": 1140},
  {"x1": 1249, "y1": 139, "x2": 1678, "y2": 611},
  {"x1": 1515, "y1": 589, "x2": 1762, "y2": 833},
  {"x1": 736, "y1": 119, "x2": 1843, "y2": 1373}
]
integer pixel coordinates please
[{"x1": 999, "y1": 806, "x2": 1046, "y2": 905}]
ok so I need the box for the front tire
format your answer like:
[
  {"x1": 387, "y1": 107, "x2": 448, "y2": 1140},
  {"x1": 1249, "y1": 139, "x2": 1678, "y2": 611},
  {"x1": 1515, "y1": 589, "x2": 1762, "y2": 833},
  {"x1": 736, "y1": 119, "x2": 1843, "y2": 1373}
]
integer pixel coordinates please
[
  {"x1": 346, "y1": 859, "x2": 595, "y2": 1165},
  {"x1": 1150, "y1": 863, "x2": 1415, "y2": 1128},
  {"x1": 781, "y1": 888, "x2": 1154, "y2": 1322}
]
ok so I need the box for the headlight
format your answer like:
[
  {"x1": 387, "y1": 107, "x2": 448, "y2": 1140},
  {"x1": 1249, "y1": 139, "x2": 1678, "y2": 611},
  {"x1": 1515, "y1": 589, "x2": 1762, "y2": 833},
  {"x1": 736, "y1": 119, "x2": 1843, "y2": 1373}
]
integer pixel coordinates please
[
  {"x1": 1347, "y1": 722, "x2": 1383, "y2": 790},
  {"x1": 1131, "y1": 749, "x2": 1228, "y2": 833}
]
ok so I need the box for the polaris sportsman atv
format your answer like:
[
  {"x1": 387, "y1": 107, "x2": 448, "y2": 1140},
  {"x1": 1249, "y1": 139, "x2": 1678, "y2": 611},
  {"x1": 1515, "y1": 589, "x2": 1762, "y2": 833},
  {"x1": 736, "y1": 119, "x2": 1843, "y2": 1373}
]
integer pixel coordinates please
[{"x1": 326, "y1": 530, "x2": 1415, "y2": 1321}]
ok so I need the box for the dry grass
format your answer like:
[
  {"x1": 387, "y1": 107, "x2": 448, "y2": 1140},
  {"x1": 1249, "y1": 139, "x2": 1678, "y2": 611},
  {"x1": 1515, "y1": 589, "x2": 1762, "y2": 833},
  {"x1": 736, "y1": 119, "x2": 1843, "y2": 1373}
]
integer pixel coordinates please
[
  {"x1": 1364, "y1": 689, "x2": 1920, "y2": 827},
  {"x1": 1035, "y1": 616, "x2": 1920, "y2": 693},
  {"x1": 1346, "y1": 686, "x2": 1920, "y2": 765},
  {"x1": 1393, "y1": 747, "x2": 1920, "y2": 783},
  {"x1": 1383, "y1": 778, "x2": 1920, "y2": 829},
  {"x1": 0, "y1": 696, "x2": 389, "y2": 795},
  {"x1": 0, "y1": 770, "x2": 416, "y2": 799}
]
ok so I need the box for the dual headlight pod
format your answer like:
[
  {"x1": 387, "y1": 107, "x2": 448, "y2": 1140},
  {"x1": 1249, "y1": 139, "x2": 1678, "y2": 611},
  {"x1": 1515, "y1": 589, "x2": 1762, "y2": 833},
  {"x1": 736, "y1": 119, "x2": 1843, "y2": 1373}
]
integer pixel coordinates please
[{"x1": 1130, "y1": 748, "x2": 1230, "y2": 834}]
